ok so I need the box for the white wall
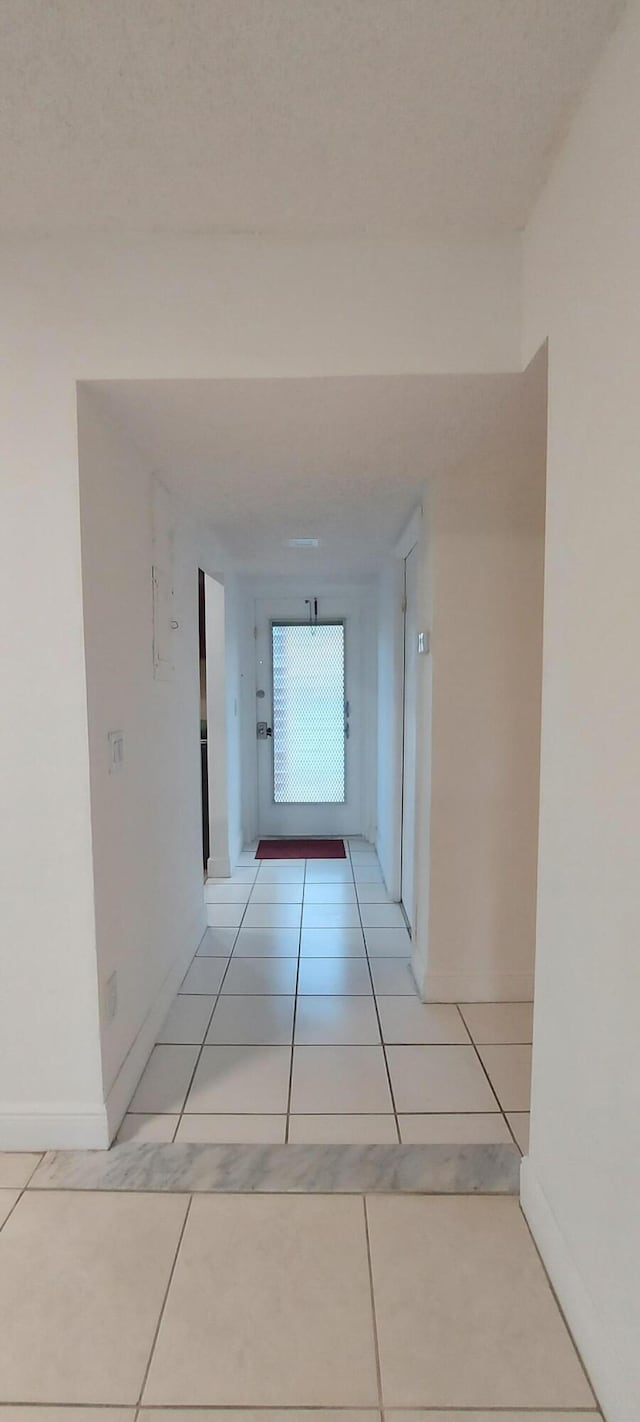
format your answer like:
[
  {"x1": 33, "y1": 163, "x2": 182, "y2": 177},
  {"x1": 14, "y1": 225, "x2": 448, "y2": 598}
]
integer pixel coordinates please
[
  {"x1": 0, "y1": 373, "x2": 105, "y2": 1148},
  {"x1": 520, "y1": 4, "x2": 640, "y2": 1417},
  {"x1": 205, "y1": 570, "x2": 244, "y2": 876},
  {"x1": 78, "y1": 388, "x2": 221, "y2": 1137},
  {"x1": 205, "y1": 574, "x2": 232, "y2": 878},
  {"x1": 422, "y1": 389, "x2": 546, "y2": 1001},
  {"x1": 376, "y1": 558, "x2": 405, "y2": 895},
  {"x1": 223, "y1": 573, "x2": 245, "y2": 868}
]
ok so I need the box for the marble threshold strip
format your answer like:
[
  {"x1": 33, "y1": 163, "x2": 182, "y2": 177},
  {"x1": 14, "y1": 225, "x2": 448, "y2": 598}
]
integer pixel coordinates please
[{"x1": 28, "y1": 1141, "x2": 520, "y2": 1193}]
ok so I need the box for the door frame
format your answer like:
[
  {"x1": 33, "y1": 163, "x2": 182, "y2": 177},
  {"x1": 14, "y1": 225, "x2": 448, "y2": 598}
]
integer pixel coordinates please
[
  {"x1": 254, "y1": 593, "x2": 363, "y2": 838},
  {"x1": 240, "y1": 579, "x2": 378, "y2": 846},
  {"x1": 400, "y1": 543, "x2": 419, "y2": 927}
]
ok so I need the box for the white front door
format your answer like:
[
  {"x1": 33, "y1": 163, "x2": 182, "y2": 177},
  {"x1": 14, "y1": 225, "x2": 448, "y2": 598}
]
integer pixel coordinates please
[{"x1": 255, "y1": 595, "x2": 363, "y2": 838}]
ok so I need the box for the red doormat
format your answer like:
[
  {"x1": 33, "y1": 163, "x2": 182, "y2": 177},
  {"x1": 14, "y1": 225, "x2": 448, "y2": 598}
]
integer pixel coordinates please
[{"x1": 256, "y1": 838, "x2": 346, "y2": 859}]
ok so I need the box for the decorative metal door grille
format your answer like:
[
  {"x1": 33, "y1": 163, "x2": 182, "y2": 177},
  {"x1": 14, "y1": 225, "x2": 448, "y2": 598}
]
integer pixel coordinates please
[{"x1": 271, "y1": 622, "x2": 346, "y2": 803}]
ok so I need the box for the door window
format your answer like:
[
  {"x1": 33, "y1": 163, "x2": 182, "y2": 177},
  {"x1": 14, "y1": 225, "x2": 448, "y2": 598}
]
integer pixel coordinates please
[{"x1": 272, "y1": 622, "x2": 346, "y2": 804}]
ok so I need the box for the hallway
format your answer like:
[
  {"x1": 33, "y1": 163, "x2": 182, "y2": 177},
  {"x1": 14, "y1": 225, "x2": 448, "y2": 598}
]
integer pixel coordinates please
[{"x1": 119, "y1": 841, "x2": 532, "y2": 1148}]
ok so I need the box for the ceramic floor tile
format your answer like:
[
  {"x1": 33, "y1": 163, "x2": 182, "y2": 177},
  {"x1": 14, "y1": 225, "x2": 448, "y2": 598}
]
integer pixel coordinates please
[
  {"x1": 288, "y1": 1115, "x2": 398, "y2": 1144},
  {"x1": 0, "y1": 1153, "x2": 42, "y2": 1188},
  {"x1": 291, "y1": 1045, "x2": 393, "y2": 1113},
  {"x1": 184, "y1": 1044, "x2": 292, "y2": 1113},
  {"x1": 367, "y1": 1196, "x2": 594, "y2": 1409},
  {"x1": 302, "y1": 903, "x2": 362, "y2": 929},
  {"x1": 128, "y1": 1045, "x2": 200, "y2": 1114},
  {"x1": 364, "y1": 927, "x2": 412, "y2": 956},
  {"x1": 477, "y1": 1044, "x2": 533, "y2": 1110},
  {"x1": 212, "y1": 866, "x2": 259, "y2": 882},
  {"x1": 140, "y1": 1412, "x2": 380, "y2": 1422},
  {"x1": 378, "y1": 998, "x2": 468, "y2": 1044},
  {"x1": 387, "y1": 1045, "x2": 498, "y2": 1113},
  {"x1": 370, "y1": 958, "x2": 417, "y2": 994},
  {"x1": 304, "y1": 863, "x2": 354, "y2": 882},
  {"x1": 399, "y1": 1113, "x2": 512, "y2": 1144},
  {"x1": 0, "y1": 1410, "x2": 136, "y2": 1422},
  {"x1": 353, "y1": 866, "x2": 384, "y2": 882},
  {"x1": 298, "y1": 957, "x2": 372, "y2": 995},
  {"x1": 257, "y1": 866, "x2": 305, "y2": 883},
  {"x1": 359, "y1": 904, "x2": 406, "y2": 929},
  {"x1": 175, "y1": 1114, "x2": 286, "y2": 1143},
  {"x1": 300, "y1": 927, "x2": 366, "y2": 956},
  {"x1": 460, "y1": 1001, "x2": 534, "y2": 1043},
  {"x1": 0, "y1": 1192, "x2": 20, "y2": 1228},
  {"x1": 222, "y1": 956, "x2": 298, "y2": 995},
  {"x1": 180, "y1": 958, "x2": 227, "y2": 994},
  {"x1": 143, "y1": 1195, "x2": 378, "y2": 1405},
  {"x1": 303, "y1": 882, "x2": 358, "y2": 904},
  {"x1": 233, "y1": 926, "x2": 301, "y2": 957},
  {"x1": 255, "y1": 858, "x2": 306, "y2": 868},
  {"x1": 242, "y1": 901, "x2": 302, "y2": 929},
  {"x1": 206, "y1": 994, "x2": 295, "y2": 1045},
  {"x1": 205, "y1": 903, "x2": 246, "y2": 928},
  {"x1": 249, "y1": 881, "x2": 304, "y2": 903},
  {"x1": 295, "y1": 994, "x2": 380, "y2": 1044},
  {"x1": 157, "y1": 994, "x2": 215, "y2": 1044},
  {"x1": 116, "y1": 1113, "x2": 179, "y2": 1144},
  {"x1": 356, "y1": 883, "x2": 395, "y2": 903},
  {"x1": 204, "y1": 881, "x2": 252, "y2": 903},
  {"x1": 0, "y1": 1191, "x2": 188, "y2": 1403},
  {"x1": 236, "y1": 852, "x2": 260, "y2": 866},
  {"x1": 196, "y1": 927, "x2": 237, "y2": 957},
  {"x1": 385, "y1": 1412, "x2": 600, "y2": 1422},
  {"x1": 507, "y1": 1111, "x2": 531, "y2": 1153}
]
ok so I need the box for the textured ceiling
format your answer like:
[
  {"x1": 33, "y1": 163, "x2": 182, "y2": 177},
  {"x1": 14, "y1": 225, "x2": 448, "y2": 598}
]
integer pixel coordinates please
[
  {"x1": 89, "y1": 373, "x2": 540, "y2": 577},
  {"x1": 0, "y1": 0, "x2": 623, "y2": 234}
]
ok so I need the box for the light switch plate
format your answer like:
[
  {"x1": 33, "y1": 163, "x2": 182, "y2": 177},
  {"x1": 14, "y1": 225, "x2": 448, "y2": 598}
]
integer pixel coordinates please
[{"x1": 108, "y1": 730, "x2": 124, "y2": 773}]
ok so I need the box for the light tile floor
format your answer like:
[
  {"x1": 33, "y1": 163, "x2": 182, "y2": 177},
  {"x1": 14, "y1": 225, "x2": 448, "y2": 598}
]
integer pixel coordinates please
[
  {"x1": 119, "y1": 840, "x2": 533, "y2": 1148},
  {"x1": 0, "y1": 1187, "x2": 599, "y2": 1417}
]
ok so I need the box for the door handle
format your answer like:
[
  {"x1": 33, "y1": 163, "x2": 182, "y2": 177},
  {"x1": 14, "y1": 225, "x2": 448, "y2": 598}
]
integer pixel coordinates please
[{"x1": 257, "y1": 722, "x2": 273, "y2": 740}]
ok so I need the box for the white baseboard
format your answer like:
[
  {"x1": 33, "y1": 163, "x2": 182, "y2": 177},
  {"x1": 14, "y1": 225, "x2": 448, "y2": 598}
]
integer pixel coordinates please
[
  {"x1": 104, "y1": 910, "x2": 205, "y2": 1142},
  {"x1": 423, "y1": 968, "x2": 534, "y2": 1002},
  {"x1": 0, "y1": 1104, "x2": 109, "y2": 1151},
  {"x1": 208, "y1": 852, "x2": 231, "y2": 878},
  {"x1": 521, "y1": 1157, "x2": 634, "y2": 1422}
]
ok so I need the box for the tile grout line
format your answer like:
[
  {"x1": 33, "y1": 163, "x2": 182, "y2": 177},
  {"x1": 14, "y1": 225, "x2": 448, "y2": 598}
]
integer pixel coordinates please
[
  {"x1": 284, "y1": 855, "x2": 306, "y2": 1143},
  {"x1": 0, "y1": 1183, "x2": 29, "y2": 1234},
  {"x1": 134, "y1": 1193, "x2": 194, "y2": 1413},
  {"x1": 460, "y1": 1011, "x2": 522, "y2": 1154},
  {"x1": 362, "y1": 1194, "x2": 385, "y2": 1415},
  {"x1": 0, "y1": 1403, "x2": 601, "y2": 1414},
  {"x1": 350, "y1": 842, "x2": 402, "y2": 1144}
]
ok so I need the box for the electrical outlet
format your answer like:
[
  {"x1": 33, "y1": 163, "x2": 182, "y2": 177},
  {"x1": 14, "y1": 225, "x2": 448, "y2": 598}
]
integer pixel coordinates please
[{"x1": 104, "y1": 971, "x2": 118, "y2": 1023}]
